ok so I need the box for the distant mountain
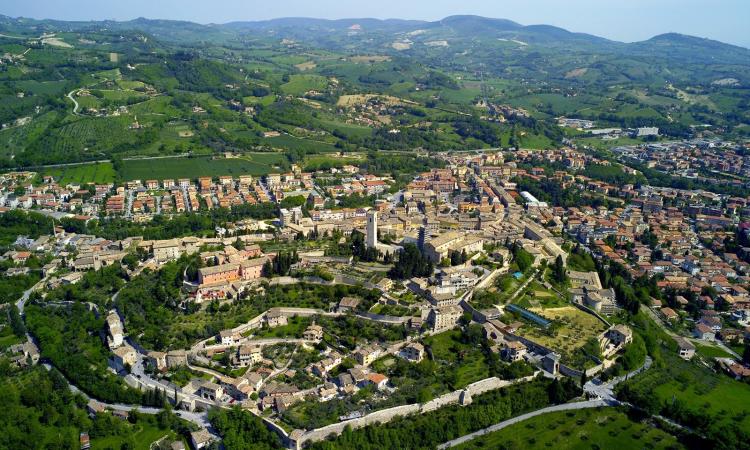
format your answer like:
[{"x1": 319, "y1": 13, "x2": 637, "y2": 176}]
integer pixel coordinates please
[
  {"x1": 625, "y1": 32, "x2": 750, "y2": 67},
  {"x1": 225, "y1": 17, "x2": 426, "y2": 33},
  {"x1": 1, "y1": 13, "x2": 748, "y2": 81},
  {"x1": 433, "y1": 15, "x2": 521, "y2": 33}
]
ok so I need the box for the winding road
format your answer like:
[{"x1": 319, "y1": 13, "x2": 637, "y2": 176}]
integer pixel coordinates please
[{"x1": 66, "y1": 89, "x2": 81, "y2": 115}]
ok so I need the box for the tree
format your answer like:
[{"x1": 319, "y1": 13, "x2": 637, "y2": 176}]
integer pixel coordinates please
[
  {"x1": 552, "y1": 255, "x2": 567, "y2": 285},
  {"x1": 388, "y1": 244, "x2": 433, "y2": 280}
]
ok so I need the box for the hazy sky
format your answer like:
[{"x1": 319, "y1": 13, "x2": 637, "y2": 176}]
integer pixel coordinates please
[{"x1": 2, "y1": 0, "x2": 749, "y2": 48}]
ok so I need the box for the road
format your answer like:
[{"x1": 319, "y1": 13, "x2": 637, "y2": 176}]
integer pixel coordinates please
[
  {"x1": 584, "y1": 356, "x2": 653, "y2": 401},
  {"x1": 641, "y1": 305, "x2": 740, "y2": 359},
  {"x1": 438, "y1": 351, "x2": 654, "y2": 449},
  {"x1": 15, "y1": 277, "x2": 46, "y2": 314},
  {"x1": 67, "y1": 89, "x2": 81, "y2": 115},
  {"x1": 437, "y1": 399, "x2": 616, "y2": 449},
  {"x1": 17, "y1": 278, "x2": 217, "y2": 436}
]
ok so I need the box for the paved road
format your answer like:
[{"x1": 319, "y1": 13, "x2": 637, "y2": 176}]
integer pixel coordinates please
[
  {"x1": 438, "y1": 351, "x2": 654, "y2": 449},
  {"x1": 437, "y1": 399, "x2": 615, "y2": 448},
  {"x1": 66, "y1": 89, "x2": 81, "y2": 115},
  {"x1": 641, "y1": 305, "x2": 740, "y2": 359},
  {"x1": 584, "y1": 356, "x2": 653, "y2": 401}
]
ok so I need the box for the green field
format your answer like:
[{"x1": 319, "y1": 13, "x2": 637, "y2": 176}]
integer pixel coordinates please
[
  {"x1": 40, "y1": 162, "x2": 117, "y2": 184},
  {"x1": 694, "y1": 342, "x2": 735, "y2": 359},
  {"x1": 621, "y1": 344, "x2": 750, "y2": 431},
  {"x1": 91, "y1": 422, "x2": 178, "y2": 450},
  {"x1": 454, "y1": 407, "x2": 683, "y2": 450},
  {"x1": 262, "y1": 134, "x2": 339, "y2": 153},
  {"x1": 424, "y1": 329, "x2": 491, "y2": 388},
  {"x1": 280, "y1": 74, "x2": 329, "y2": 96},
  {"x1": 120, "y1": 154, "x2": 288, "y2": 180}
]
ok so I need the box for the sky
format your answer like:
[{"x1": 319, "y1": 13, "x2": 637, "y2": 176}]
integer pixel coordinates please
[{"x1": 2, "y1": 0, "x2": 749, "y2": 48}]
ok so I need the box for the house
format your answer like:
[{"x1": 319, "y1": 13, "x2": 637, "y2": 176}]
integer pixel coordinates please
[
  {"x1": 400, "y1": 342, "x2": 425, "y2": 362},
  {"x1": 428, "y1": 305, "x2": 463, "y2": 332},
  {"x1": 694, "y1": 323, "x2": 715, "y2": 341},
  {"x1": 218, "y1": 330, "x2": 241, "y2": 346},
  {"x1": 502, "y1": 341, "x2": 527, "y2": 362},
  {"x1": 661, "y1": 307, "x2": 679, "y2": 322},
  {"x1": 303, "y1": 324, "x2": 324, "y2": 342},
  {"x1": 237, "y1": 345, "x2": 262, "y2": 367},
  {"x1": 265, "y1": 309, "x2": 288, "y2": 327},
  {"x1": 198, "y1": 381, "x2": 224, "y2": 401},
  {"x1": 675, "y1": 337, "x2": 695, "y2": 360},
  {"x1": 337, "y1": 297, "x2": 361, "y2": 313},
  {"x1": 318, "y1": 383, "x2": 338, "y2": 401},
  {"x1": 607, "y1": 324, "x2": 633, "y2": 346},
  {"x1": 111, "y1": 346, "x2": 137, "y2": 370},
  {"x1": 190, "y1": 429, "x2": 214, "y2": 450},
  {"x1": 166, "y1": 350, "x2": 188, "y2": 368},
  {"x1": 146, "y1": 351, "x2": 167, "y2": 372},
  {"x1": 241, "y1": 372, "x2": 263, "y2": 393},
  {"x1": 354, "y1": 346, "x2": 381, "y2": 366},
  {"x1": 152, "y1": 239, "x2": 181, "y2": 262},
  {"x1": 568, "y1": 270, "x2": 603, "y2": 290},
  {"x1": 80, "y1": 432, "x2": 91, "y2": 450},
  {"x1": 698, "y1": 316, "x2": 722, "y2": 332},
  {"x1": 366, "y1": 373, "x2": 389, "y2": 390},
  {"x1": 311, "y1": 354, "x2": 342, "y2": 377}
]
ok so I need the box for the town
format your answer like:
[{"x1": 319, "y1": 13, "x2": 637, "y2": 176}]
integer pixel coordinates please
[{"x1": 3, "y1": 141, "x2": 750, "y2": 449}]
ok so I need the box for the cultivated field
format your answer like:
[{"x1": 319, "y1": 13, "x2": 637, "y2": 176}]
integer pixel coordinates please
[
  {"x1": 454, "y1": 407, "x2": 683, "y2": 450},
  {"x1": 41, "y1": 162, "x2": 117, "y2": 184},
  {"x1": 120, "y1": 154, "x2": 287, "y2": 180}
]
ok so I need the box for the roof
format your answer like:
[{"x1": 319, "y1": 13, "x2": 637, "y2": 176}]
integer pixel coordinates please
[
  {"x1": 190, "y1": 429, "x2": 213, "y2": 445},
  {"x1": 674, "y1": 336, "x2": 695, "y2": 350},
  {"x1": 199, "y1": 263, "x2": 240, "y2": 277},
  {"x1": 368, "y1": 373, "x2": 388, "y2": 384},
  {"x1": 338, "y1": 297, "x2": 361, "y2": 308}
]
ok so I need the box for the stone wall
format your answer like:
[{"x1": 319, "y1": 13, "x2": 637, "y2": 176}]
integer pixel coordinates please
[{"x1": 292, "y1": 373, "x2": 539, "y2": 448}]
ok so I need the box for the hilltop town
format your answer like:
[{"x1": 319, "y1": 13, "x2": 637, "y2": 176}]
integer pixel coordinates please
[
  {"x1": 3, "y1": 141, "x2": 750, "y2": 449},
  {"x1": 1, "y1": 7, "x2": 750, "y2": 450}
]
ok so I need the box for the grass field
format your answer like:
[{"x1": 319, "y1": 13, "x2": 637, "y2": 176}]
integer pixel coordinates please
[
  {"x1": 694, "y1": 342, "x2": 735, "y2": 359},
  {"x1": 425, "y1": 329, "x2": 491, "y2": 388},
  {"x1": 454, "y1": 407, "x2": 683, "y2": 450},
  {"x1": 91, "y1": 422, "x2": 177, "y2": 450},
  {"x1": 40, "y1": 162, "x2": 116, "y2": 184},
  {"x1": 120, "y1": 154, "x2": 287, "y2": 180},
  {"x1": 262, "y1": 134, "x2": 339, "y2": 153},
  {"x1": 281, "y1": 74, "x2": 328, "y2": 96},
  {"x1": 621, "y1": 344, "x2": 750, "y2": 431}
]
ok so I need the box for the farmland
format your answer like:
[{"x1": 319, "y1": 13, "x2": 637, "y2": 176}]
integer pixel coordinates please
[
  {"x1": 280, "y1": 74, "x2": 329, "y2": 96},
  {"x1": 40, "y1": 161, "x2": 117, "y2": 184},
  {"x1": 454, "y1": 407, "x2": 684, "y2": 450},
  {"x1": 119, "y1": 154, "x2": 288, "y2": 180}
]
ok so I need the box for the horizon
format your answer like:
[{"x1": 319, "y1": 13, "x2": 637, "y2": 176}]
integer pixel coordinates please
[{"x1": 2, "y1": 0, "x2": 749, "y2": 48}]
